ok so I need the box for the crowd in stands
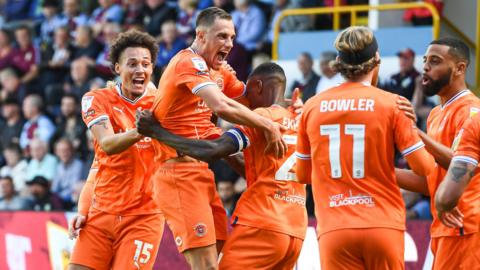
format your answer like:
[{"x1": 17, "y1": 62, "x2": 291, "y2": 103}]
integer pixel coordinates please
[{"x1": 0, "y1": 0, "x2": 438, "y2": 218}]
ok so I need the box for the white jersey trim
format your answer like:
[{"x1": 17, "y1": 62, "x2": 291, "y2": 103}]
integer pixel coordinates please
[
  {"x1": 442, "y1": 89, "x2": 470, "y2": 109},
  {"x1": 401, "y1": 141, "x2": 425, "y2": 157},
  {"x1": 295, "y1": 152, "x2": 311, "y2": 160},
  {"x1": 192, "y1": 82, "x2": 218, "y2": 95},
  {"x1": 87, "y1": 115, "x2": 109, "y2": 129},
  {"x1": 452, "y1": 156, "x2": 479, "y2": 166}
]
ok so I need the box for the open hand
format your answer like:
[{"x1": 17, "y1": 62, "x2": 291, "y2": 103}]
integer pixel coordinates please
[
  {"x1": 396, "y1": 96, "x2": 417, "y2": 122},
  {"x1": 135, "y1": 109, "x2": 158, "y2": 137},
  {"x1": 437, "y1": 207, "x2": 464, "y2": 228},
  {"x1": 264, "y1": 122, "x2": 288, "y2": 158}
]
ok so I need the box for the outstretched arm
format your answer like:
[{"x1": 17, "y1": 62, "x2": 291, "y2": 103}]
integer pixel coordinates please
[{"x1": 136, "y1": 110, "x2": 238, "y2": 162}]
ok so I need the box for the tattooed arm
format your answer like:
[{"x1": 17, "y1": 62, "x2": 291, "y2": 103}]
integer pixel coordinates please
[
  {"x1": 434, "y1": 159, "x2": 475, "y2": 227},
  {"x1": 90, "y1": 118, "x2": 143, "y2": 155}
]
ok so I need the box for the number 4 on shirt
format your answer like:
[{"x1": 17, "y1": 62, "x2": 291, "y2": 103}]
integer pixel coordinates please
[{"x1": 320, "y1": 124, "x2": 365, "y2": 179}]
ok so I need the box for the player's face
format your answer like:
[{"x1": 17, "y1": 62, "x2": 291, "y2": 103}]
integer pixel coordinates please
[
  {"x1": 246, "y1": 75, "x2": 284, "y2": 109},
  {"x1": 115, "y1": 47, "x2": 153, "y2": 99},
  {"x1": 422, "y1": 44, "x2": 454, "y2": 97},
  {"x1": 200, "y1": 18, "x2": 235, "y2": 70}
]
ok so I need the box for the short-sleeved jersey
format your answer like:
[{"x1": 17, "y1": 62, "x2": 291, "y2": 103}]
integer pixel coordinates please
[
  {"x1": 228, "y1": 106, "x2": 307, "y2": 239},
  {"x1": 152, "y1": 48, "x2": 245, "y2": 162},
  {"x1": 296, "y1": 82, "x2": 424, "y2": 236},
  {"x1": 426, "y1": 89, "x2": 480, "y2": 237},
  {"x1": 81, "y1": 85, "x2": 159, "y2": 215}
]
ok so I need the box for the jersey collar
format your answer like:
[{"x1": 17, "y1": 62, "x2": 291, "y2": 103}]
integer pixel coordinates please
[
  {"x1": 442, "y1": 89, "x2": 470, "y2": 109},
  {"x1": 115, "y1": 83, "x2": 148, "y2": 104}
]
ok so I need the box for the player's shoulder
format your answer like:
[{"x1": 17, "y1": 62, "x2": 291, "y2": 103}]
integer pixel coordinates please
[
  {"x1": 82, "y1": 87, "x2": 115, "y2": 105},
  {"x1": 260, "y1": 106, "x2": 292, "y2": 122},
  {"x1": 175, "y1": 49, "x2": 209, "y2": 72}
]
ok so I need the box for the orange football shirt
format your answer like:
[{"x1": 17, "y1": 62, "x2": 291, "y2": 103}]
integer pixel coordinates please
[
  {"x1": 426, "y1": 89, "x2": 480, "y2": 237},
  {"x1": 296, "y1": 82, "x2": 425, "y2": 236},
  {"x1": 81, "y1": 85, "x2": 159, "y2": 215},
  {"x1": 229, "y1": 106, "x2": 307, "y2": 239},
  {"x1": 152, "y1": 48, "x2": 245, "y2": 162}
]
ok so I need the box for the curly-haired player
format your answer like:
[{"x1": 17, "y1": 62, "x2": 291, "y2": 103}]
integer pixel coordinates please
[{"x1": 68, "y1": 29, "x2": 164, "y2": 270}]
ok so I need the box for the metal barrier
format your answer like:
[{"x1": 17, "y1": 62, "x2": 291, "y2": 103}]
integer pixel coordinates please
[{"x1": 272, "y1": 2, "x2": 440, "y2": 61}]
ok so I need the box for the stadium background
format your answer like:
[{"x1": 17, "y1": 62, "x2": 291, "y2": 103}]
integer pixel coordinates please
[{"x1": 0, "y1": 0, "x2": 476, "y2": 269}]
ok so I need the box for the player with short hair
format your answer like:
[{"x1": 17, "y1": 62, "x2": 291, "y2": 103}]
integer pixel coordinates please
[
  {"x1": 396, "y1": 37, "x2": 480, "y2": 269},
  {"x1": 150, "y1": 7, "x2": 286, "y2": 269},
  {"x1": 295, "y1": 26, "x2": 434, "y2": 270},
  {"x1": 68, "y1": 29, "x2": 164, "y2": 270},
  {"x1": 137, "y1": 62, "x2": 307, "y2": 270}
]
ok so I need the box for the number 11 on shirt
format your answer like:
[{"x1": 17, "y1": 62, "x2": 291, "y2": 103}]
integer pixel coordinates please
[{"x1": 320, "y1": 124, "x2": 365, "y2": 179}]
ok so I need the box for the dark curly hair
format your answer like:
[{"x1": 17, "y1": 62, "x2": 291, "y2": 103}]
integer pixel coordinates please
[
  {"x1": 333, "y1": 26, "x2": 380, "y2": 81},
  {"x1": 109, "y1": 29, "x2": 159, "y2": 70}
]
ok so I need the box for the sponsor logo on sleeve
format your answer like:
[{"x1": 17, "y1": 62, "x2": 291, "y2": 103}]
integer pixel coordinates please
[
  {"x1": 191, "y1": 57, "x2": 208, "y2": 72},
  {"x1": 82, "y1": 96, "x2": 94, "y2": 113},
  {"x1": 469, "y1": 107, "x2": 480, "y2": 118},
  {"x1": 193, "y1": 223, "x2": 207, "y2": 237}
]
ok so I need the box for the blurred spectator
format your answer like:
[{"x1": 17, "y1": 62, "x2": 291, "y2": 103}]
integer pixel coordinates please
[
  {"x1": 403, "y1": 0, "x2": 444, "y2": 26},
  {"x1": 40, "y1": 26, "x2": 74, "y2": 99},
  {"x1": 0, "y1": 29, "x2": 14, "y2": 70},
  {"x1": 19, "y1": 94, "x2": 55, "y2": 150},
  {"x1": 0, "y1": 98, "x2": 24, "y2": 151},
  {"x1": 93, "y1": 22, "x2": 121, "y2": 78},
  {"x1": 59, "y1": 0, "x2": 89, "y2": 36},
  {"x1": 0, "y1": 176, "x2": 30, "y2": 210},
  {"x1": 72, "y1": 25, "x2": 102, "y2": 61},
  {"x1": 25, "y1": 139, "x2": 58, "y2": 181},
  {"x1": 402, "y1": 189, "x2": 432, "y2": 219},
  {"x1": 231, "y1": 0, "x2": 266, "y2": 53},
  {"x1": 89, "y1": 0, "x2": 124, "y2": 38},
  {"x1": 251, "y1": 53, "x2": 270, "y2": 70},
  {"x1": 290, "y1": 52, "x2": 319, "y2": 102},
  {"x1": 143, "y1": 0, "x2": 177, "y2": 38},
  {"x1": 12, "y1": 25, "x2": 40, "y2": 86},
  {"x1": 39, "y1": 0, "x2": 63, "y2": 46},
  {"x1": 316, "y1": 51, "x2": 343, "y2": 94},
  {"x1": 51, "y1": 138, "x2": 84, "y2": 205},
  {"x1": 211, "y1": 159, "x2": 240, "y2": 217},
  {"x1": 82, "y1": 130, "x2": 95, "y2": 178},
  {"x1": 51, "y1": 94, "x2": 87, "y2": 156},
  {"x1": 266, "y1": 0, "x2": 313, "y2": 43},
  {"x1": 89, "y1": 77, "x2": 107, "y2": 90},
  {"x1": 177, "y1": 0, "x2": 199, "y2": 44},
  {"x1": 213, "y1": 0, "x2": 235, "y2": 13},
  {"x1": 70, "y1": 180, "x2": 86, "y2": 211},
  {"x1": 157, "y1": 21, "x2": 187, "y2": 71},
  {"x1": 64, "y1": 58, "x2": 93, "y2": 98},
  {"x1": 4, "y1": 0, "x2": 34, "y2": 22},
  {"x1": 382, "y1": 48, "x2": 419, "y2": 101},
  {"x1": 123, "y1": 0, "x2": 146, "y2": 30},
  {"x1": 0, "y1": 68, "x2": 27, "y2": 103},
  {"x1": 25, "y1": 176, "x2": 64, "y2": 211},
  {"x1": 0, "y1": 144, "x2": 28, "y2": 194}
]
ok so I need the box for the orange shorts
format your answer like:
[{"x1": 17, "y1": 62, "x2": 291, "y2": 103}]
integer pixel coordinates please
[
  {"x1": 153, "y1": 162, "x2": 228, "y2": 253},
  {"x1": 218, "y1": 224, "x2": 303, "y2": 270},
  {"x1": 70, "y1": 210, "x2": 164, "y2": 270},
  {"x1": 319, "y1": 228, "x2": 404, "y2": 270},
  {"x1": 431, "y1": 231, "x2": 480, "y2": 270}
]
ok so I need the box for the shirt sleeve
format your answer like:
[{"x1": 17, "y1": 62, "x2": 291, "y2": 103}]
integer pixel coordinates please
[
  {"x1": 295, "y1": 108, "x2": 311, "y2": 160},
  {"x1": 81, "y1": 92, "x2": 109, "y2": 129},
  {"x1": 453, "y1": 117, "x2": 480, "y2": 166},
  {"x1": 393, "y1": 104, "x2": 425, "y2": 157},
  {"x1": 221, "y1": 67, "x2": 246, "y2": 99},
  {"x1": 175, "y1": 56, "x2": 218, "y2": 95}
]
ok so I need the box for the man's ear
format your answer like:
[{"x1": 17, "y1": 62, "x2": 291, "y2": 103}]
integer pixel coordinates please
[
  {"x1": 196, "y1": 28, "x2": 205, "y2": 43},
  {"x1": 114, "y1": 62, "x2": 120, "y2": 74},
  {"x1": 256, "y1": 80, "x2": 263, "y2": 94},
  {"x1": 455, "y1": 61, "x2": 467, "y2": 76}
]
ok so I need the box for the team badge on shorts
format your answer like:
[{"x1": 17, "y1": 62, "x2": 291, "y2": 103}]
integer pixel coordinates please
[
  {"x1": 175, "y1": 236, "x2": 183, "y2": 246},
  {"x1": 194, "y1": 223, "x2": 207, "y2": 237}
]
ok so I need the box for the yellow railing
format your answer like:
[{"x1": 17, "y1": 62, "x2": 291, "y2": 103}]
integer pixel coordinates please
[{"x1": 272, "y1": 2, "x2": 440, "y2": 61}]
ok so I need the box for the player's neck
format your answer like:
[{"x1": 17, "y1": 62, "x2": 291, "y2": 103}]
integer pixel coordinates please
[{"x1": 439, "y1": 81, "x2": 468, "y2": 105}]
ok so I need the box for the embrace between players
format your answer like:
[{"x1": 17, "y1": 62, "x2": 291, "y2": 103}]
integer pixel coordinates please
[{"x1": 67, "y1": 6, "x2": 480, "y2": 270}]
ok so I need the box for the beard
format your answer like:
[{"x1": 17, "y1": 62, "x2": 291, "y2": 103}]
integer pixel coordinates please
[{"x1": 422, "y1": 68, "x2": 452, "y2": 97}]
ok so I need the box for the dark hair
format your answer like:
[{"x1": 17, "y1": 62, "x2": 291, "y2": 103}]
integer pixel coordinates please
[
  {"x1": 299, "y1": 52, "x2": 313, "y2": 63},
  {"x1": 62, "y1": 93, "x2": 79, "y2": 103},
  {"x1": 109, "y1": 29, "x2": 159, "y2": 68},
  {"x1": 0, "y1": 175, "x2": 13, "y2": 183},
  {"x1": 430, "y1": 37, "x2": 470, "y2": 66},
  {"x1": 248, "y1": 62, "x2": 286, "y2": 81},
  {"x1": 196, "y1": 7, "x2": 232, "y2": 28},
  {"x1": 15, "y1": 24, "x2": 31, "y2": 34},
  {"x1": 4, "y1": 142, "x2": 21, "y2": 154}
]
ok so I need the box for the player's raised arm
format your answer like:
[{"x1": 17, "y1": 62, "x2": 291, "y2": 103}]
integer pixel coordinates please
[
  {"x1": 136, "y1": 110, "x2": 238, "y2": 162},
  {"x1": 90, "y1": 118, "x2": 142, "y2": 155},
  {"x1": 395, "y1": 169, "x2": 429, "y2": 195},
  {"x1": 195, "y1": 85, "x2": 287, "y2": 158}
]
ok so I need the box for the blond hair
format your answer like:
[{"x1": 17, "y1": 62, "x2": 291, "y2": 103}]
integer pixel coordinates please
[{"x1": 333, "y1": 26, "x2": 380, "y2": 81}]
